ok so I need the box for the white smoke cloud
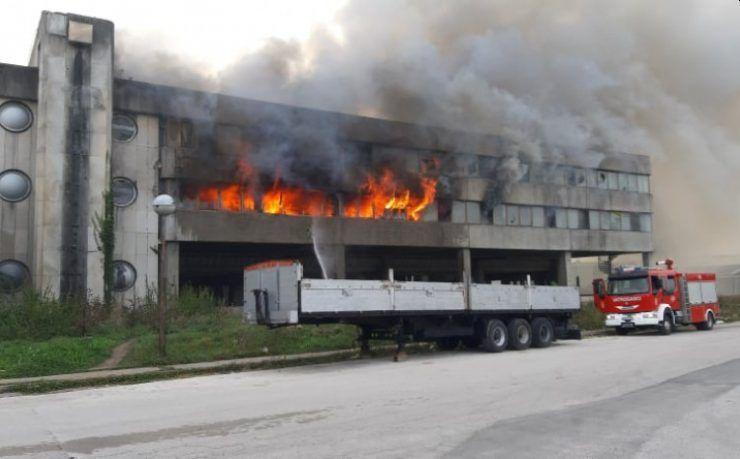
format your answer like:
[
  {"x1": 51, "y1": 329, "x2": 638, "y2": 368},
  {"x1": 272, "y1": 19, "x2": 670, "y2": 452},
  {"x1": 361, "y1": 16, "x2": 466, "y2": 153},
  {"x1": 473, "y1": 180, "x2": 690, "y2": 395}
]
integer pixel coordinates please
[{"x1": 117, "y1": 0, "x2": 740, "y2": 265}]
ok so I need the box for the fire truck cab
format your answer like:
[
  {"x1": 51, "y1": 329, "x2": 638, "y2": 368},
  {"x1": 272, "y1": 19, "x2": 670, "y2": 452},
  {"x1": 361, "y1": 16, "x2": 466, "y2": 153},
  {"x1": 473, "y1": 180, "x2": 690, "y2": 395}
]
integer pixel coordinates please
[{"x1": 592, "y1": 259, "x2": 719, "y2": 335}]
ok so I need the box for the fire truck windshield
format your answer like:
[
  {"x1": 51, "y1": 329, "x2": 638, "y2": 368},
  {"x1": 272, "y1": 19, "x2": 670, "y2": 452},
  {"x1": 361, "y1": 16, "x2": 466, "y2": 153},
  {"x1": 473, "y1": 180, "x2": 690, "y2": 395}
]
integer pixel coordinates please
[{"x1": 607, "y1": 276, "x2": 649, "y2": 295}]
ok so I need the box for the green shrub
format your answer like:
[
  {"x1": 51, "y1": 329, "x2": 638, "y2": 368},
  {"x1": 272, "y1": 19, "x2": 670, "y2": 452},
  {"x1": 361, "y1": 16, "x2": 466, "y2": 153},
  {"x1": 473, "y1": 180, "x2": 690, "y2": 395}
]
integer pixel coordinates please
[
  {"x1": 0, "y1": 290, "x2": 85, "y2": 340},
  {"x1": 719, "y1": 296, "x2": 740, "y2": 322},
  {"x1": 572, "y1": 300, "x2": 605, "y2": 331},
  {"x1": 174, "y1": 286, "x2": 222, "y2": 317}
]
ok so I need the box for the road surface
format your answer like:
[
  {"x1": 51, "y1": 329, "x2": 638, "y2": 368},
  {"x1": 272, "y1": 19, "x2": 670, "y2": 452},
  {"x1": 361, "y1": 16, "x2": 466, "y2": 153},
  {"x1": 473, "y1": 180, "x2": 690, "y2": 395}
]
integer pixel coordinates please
[{"x1": 2, "y1": 324, "x2": 740, "y2": 458}]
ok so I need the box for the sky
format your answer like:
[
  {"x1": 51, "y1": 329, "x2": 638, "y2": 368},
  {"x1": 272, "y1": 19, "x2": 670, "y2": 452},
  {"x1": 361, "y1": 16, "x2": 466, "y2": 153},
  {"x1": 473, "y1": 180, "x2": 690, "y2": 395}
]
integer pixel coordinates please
[{"x1": 0, "y1": 0, "x2": 347, "y2": 74}]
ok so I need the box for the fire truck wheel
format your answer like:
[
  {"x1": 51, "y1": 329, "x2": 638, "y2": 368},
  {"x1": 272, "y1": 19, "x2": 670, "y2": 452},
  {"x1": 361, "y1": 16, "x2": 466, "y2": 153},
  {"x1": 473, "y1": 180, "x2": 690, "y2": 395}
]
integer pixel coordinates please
[
  {"x1": 507, "y1": 318, "x2": 532, "y2": 351},
  {"x1": 531, "y1": 318, "x2": 554, "y2": 348},
  {"x1": 658, "y1": 310, "x2": 674, "y2": 335},
  {"x1": 697, "y1": 311, "x2": 715, "y2": 331},
  {"x1": 482, "y1": 319, "x2": 508, "y2": 353},
  {"x1": 435, "y1": 337, "x2": 461, "y2": 351},
  {"x1": 615, "y1": 327, "x2": 630, "y2": 335}
]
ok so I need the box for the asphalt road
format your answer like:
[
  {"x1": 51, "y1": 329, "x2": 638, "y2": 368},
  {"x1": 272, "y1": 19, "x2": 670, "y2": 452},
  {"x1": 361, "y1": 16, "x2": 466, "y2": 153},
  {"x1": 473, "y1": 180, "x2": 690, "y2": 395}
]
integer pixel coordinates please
[{"x1": 2, "y1": 324, "x2": 740, "y2": 458}]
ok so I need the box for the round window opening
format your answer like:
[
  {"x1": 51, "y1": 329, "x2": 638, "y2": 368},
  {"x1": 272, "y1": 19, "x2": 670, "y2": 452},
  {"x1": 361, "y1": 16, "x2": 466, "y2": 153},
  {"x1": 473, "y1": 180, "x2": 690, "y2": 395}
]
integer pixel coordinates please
[
  {"x1": 0, "y1": 170, "x2": 32, "y2": 202},
  {"x1": 112, "y1": 177, "x2": 138, "y2": 207},
  {"x1": 0, "y1": 101, "x2": 33, "y2": 133},
  {"x1": 0, "y1": 259, "x2": 30, "y2": 292},
  {"x1": 112, "y1": 114, "x2": 137, "y2": 142},
  {"x1": 112, "y1": 260, "x2": 137, "y2": 292}
]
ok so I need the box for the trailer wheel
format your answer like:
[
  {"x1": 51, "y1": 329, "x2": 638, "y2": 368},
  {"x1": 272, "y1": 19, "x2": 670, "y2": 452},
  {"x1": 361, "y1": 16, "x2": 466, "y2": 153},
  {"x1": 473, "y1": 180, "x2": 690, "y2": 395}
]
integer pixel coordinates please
[
  {"x1": 435, "y1": 337, "x2": 460, "y2": 351},
  {"x1": 658, "y1": 310, "x2": 673, "y2": 335},
  {"x1": 507, "y1": 319, "x2": 532, "y2": 351},
  {"x1": 482, "y1": 319, "x2": 508, "y2": 353},
  {"x1": 697, "y1": 311, "x2": 715, "y2": 331},
  {"x1": 531, "y1": 318, "x2": 554, "y2": 348}
]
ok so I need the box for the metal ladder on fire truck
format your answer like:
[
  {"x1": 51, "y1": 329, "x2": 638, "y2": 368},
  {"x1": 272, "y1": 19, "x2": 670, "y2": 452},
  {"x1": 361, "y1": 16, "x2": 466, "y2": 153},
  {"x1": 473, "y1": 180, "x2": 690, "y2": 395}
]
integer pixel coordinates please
[{"x1": 678, "y1": 276, "x2": 692, "y2": 325}]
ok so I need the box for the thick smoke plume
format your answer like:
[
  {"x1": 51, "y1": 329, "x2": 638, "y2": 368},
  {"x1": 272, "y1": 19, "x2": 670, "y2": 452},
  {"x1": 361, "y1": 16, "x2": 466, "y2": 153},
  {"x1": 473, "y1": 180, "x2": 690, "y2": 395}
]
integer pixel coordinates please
[{"x1": 117, "y1": 0, "x2": 740, "y2": 265}]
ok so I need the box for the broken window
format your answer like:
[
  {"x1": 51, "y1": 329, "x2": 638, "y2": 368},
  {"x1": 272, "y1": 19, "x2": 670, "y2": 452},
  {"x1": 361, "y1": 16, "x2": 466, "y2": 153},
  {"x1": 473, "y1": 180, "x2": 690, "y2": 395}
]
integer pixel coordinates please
[{"x1": 506, "y1": 205, "x2": 520, "y2": 225}]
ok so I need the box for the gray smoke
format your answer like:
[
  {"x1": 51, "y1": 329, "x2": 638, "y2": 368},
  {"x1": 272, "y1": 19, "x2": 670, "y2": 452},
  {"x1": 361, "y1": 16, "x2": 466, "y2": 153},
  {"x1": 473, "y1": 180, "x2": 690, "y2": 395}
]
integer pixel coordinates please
[{"x1": 117, "y1": 0, "x2": 740, "y2": 265}]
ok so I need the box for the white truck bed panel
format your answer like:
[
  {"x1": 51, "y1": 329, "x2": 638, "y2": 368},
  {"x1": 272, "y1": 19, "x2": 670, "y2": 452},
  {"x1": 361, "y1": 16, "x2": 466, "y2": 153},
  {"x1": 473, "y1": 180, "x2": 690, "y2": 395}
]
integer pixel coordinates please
[
  {"x1": 531, "y1": 286, "x2": 580, "y2": 310},
  {"x1": 245, "y1": 262, "x2": 580, "y2": 324},
  {"x1": 301, "y1": 279, "x2": 393, "y2": 313},
  {"x1": 470, "y1": 284, "x2": 527, "y2": 310},
  {"x1": 393, "y1": 282, "x2": 465, "y2": 311}
]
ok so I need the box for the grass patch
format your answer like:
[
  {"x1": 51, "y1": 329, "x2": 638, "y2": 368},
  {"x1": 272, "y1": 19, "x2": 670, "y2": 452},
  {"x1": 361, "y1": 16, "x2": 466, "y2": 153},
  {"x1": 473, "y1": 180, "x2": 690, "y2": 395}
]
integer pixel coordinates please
[
  {"x1": 572, "y1": 300, "x2": 605, "y2": 331},
  {"x1": 719, "y1": 296, "x2": 740, "y2": 322},
  {"x1": 0, "y1": 335, "x2": 125, "y2": 379},
  {"x1": 122, "y1": 312, "x2": 359, "y2": 367}
]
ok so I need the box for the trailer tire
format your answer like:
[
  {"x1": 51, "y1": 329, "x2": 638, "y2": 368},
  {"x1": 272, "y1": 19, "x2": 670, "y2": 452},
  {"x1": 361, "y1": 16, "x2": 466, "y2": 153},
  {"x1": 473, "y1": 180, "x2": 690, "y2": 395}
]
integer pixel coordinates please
[
  {"x1": 482, "y1": 319, "x2": 508, "y2": 353},
  {"x1": 507, "y1": 319, "x2": 532, "y2": 351},
  {"x1": 435, "y1": 337, "x2": 460, "y2": 351},
  {"x1": 658, "y1": 310, "x2": 673, "y2": 335},
  {"x1": 531, "y1": 318, "x2": 554, "y2": 348},
  {"x1": 697, "y1": 311, "x2": 715, "y2": 331}
]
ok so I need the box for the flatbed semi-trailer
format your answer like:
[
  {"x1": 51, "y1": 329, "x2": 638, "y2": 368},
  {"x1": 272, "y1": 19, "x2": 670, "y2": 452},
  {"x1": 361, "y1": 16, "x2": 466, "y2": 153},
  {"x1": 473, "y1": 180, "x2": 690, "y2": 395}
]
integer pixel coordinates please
[{"x1": 244, "y1": 260, "x2": 581, "y2": 354}]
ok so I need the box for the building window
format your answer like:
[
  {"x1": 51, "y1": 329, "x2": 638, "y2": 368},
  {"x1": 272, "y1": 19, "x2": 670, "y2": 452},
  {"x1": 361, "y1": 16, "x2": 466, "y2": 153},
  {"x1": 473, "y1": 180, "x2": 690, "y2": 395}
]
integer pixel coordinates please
[
  {"x1": 637, "y1": 175, "x2": 650, "y2": 193},
  {"x1": 112, "y1": 260, "x2": 137, "y2": 292},
  {"x1": 0, "y1": 101, "x2": 33, "y2": 133},
  {"x1": 111, "y1": 177, "x2": 138, "y2": 207},
  {"x1": 520, "y1": 206, "x2": 532, "y2": 226},
  {"x1": 545, "y1": 207, "x2": 557, "y2": 228},
  {"x1": 0, "y1": 259, "x2": 30, "y2": 292},
  {"x1": 493, "y1": 205, "x2": 506, "y2": 225},
  {"x1": 639, "y1": 214, "x2": 652, "y2": 232},
  {"x1": 568, "y1": 209, "x2": 587, "y2": 229},
  {"x1": 112, "y1": 113, "x2": 138, "y2": 142},
  {"x1": 0, "y1": 169, "x2": 32, "y2": 202},
  {"x1": 589, "y1": 210, "x2": 600, "y2": 230},
  {"x1": 532, "y1": 206, "x2": 544, "y2": 227},
  {"x1": 506, "y1": 205, "x2": 519, "y2": 225}
]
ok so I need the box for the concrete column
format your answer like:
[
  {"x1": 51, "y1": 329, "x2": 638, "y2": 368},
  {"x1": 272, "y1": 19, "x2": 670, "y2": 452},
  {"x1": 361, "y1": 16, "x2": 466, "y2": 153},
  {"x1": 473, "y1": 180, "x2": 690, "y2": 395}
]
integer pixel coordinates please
[
  {"x1": 556, "y1": 251, "x2": 573, "y2": 286},
  {"x1": 30, "y1": 12, "x2": 114, "y2": 298},
  {"x1": 641, "y1": 252, "x2": 652, "y2": 268},
  {"x1": 459, "y1": 248, "x2": 472, "y2": 308}
]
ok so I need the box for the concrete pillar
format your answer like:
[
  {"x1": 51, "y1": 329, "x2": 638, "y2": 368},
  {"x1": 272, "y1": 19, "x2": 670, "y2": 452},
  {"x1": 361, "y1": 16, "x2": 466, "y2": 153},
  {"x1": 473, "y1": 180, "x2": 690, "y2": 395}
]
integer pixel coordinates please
[
  {"x1": 459, "y1": 248, "x2": 472, "y2": 308},
  {"x1": 641, "y1": 252, "x2": 652, "y2": 268},
  {"x1": 556, "y1": 251, "x2": 573, "y2": 286},
  {"x1": 30, "y1": 12, "x2": 114, "y2": 297}
]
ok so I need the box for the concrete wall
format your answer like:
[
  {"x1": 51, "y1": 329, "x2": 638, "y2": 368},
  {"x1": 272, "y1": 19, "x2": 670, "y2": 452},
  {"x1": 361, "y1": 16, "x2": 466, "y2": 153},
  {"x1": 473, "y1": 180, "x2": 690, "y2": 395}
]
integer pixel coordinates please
[
  {"x1": 171, "y1": 210, "x2": 652, "y2": 254},
  {"x1": 0, "y1": 98, "x2": 36, "y2": 277},
  {"x1": 30, "y1": 12, "x2": 114, "y2": 297},
  {"x1": 111, "y1": 114, "x2": 159, "y2": 303}
]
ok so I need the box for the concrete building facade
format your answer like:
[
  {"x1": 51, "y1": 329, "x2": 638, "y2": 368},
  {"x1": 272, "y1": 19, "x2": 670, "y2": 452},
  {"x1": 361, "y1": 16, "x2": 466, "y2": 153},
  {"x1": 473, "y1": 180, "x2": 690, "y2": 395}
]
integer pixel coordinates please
[{"x1": 0, "y1": 12, "x2": 652, "y2": 304}]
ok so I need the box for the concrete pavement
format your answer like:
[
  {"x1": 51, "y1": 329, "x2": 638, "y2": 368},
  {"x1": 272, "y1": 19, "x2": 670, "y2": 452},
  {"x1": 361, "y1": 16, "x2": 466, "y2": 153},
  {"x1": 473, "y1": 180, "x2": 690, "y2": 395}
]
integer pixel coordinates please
[{"x1": 1, "y1": 323, "x2": 740, "y2": 458}]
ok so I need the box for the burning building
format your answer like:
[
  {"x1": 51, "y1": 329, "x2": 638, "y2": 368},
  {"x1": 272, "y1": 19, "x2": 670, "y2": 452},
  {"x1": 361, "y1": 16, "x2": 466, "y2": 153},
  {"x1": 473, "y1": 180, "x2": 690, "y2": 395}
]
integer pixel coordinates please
[{"x1": 0, "y1": 12, "x2": 652, "y2": 303}]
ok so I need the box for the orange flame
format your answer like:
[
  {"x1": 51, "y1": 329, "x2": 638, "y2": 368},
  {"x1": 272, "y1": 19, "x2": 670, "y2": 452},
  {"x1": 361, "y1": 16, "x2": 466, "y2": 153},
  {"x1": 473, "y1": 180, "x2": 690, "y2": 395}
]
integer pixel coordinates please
[
  {"x1": 188, "y1": 159, "x2": 437, "y2": 220},
  {"x1": 343, "y1": 169, "x2": 437, "y2": 221},
  {"x1": 262, "y1": 181, "x2": 335, "y2": 217}
]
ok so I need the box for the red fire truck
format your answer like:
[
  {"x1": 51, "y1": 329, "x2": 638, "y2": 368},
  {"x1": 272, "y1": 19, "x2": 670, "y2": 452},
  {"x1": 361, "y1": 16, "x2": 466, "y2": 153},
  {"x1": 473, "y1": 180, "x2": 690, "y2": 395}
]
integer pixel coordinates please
[{"x1": 593, "y1": 259, "x2": 719, "y2": 335}]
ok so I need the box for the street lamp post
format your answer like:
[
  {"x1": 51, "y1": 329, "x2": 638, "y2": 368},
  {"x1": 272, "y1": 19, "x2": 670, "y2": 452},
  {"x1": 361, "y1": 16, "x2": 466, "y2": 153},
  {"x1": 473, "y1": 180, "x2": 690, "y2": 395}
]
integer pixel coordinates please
[{"x1": 152, "y1": 194, "x2": 176, "y2": 357}]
